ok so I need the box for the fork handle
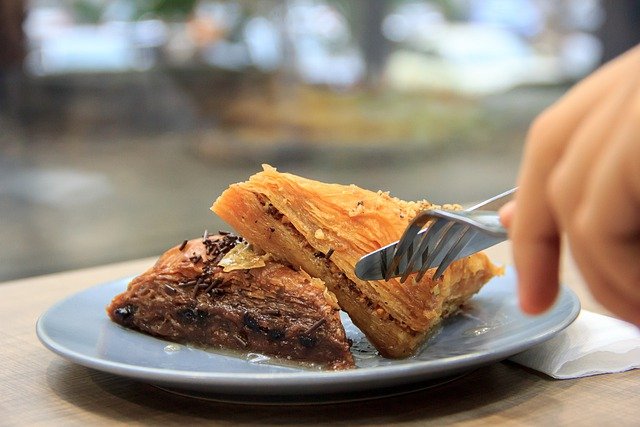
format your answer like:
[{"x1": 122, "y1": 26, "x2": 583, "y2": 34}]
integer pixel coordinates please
[{"x1": 466, "y1": 187, "x2": 517, "y2": 212}]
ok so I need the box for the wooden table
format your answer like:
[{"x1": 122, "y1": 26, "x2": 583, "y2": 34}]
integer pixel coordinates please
[{"x1": 1, "y1": 243, "x2": 638, "y2": 425}]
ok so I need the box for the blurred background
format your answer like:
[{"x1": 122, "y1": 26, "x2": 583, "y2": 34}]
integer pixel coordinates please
[{"x1": 1, "y1": 0, "x2": 638, "y2": 282}]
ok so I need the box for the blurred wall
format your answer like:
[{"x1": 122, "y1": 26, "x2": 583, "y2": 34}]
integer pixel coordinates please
[
  {"x1": 599, "y1": 0, "x2": 640, "y2": 62},
  {"x1": 0, "y1": 0, "x2": 25, "y2": 68}
]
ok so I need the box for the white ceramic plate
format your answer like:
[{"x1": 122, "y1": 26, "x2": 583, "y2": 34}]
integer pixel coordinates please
[{"x1": 37, "y1": 267, "x2": 580, "y2": 404}]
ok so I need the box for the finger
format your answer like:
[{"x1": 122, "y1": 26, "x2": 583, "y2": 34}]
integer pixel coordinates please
[
  {"x1": 571, "y1": 238, "x2": 640, "y2": 325},
  {"x1": 588, "y1": 275, "x2": 640, "y2": 326},
  {"x1": 569, "y1": 216, "x2": 640, "y2": 325},
  {"x1": 511, "y1": 156, "x2": 561, "y2": 314},
  {"x1": 547, "y1": 75, "x2": 640, "y2": 233},
  {"x1": 572, "y1": 92, "x2": 640, "y2": 324},
  {"x1": 512, "y1": 45, "x2": 640, "y2": 314}
]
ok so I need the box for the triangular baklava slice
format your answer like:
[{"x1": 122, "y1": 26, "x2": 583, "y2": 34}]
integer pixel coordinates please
[
  {"x1": 212, "y1": 166, "x2": 502, "y2": 358},
  {"x1": 107, "y1": 233, "x2": 355, "y2": 370}
]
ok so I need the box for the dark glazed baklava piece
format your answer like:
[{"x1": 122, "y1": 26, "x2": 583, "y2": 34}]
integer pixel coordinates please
[{"x1": 106, "y1": 233, "x2": 354, "y2": 370}]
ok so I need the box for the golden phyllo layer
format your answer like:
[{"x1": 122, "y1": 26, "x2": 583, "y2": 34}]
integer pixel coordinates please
[{"x1": 212, "y1": 165, "x2": 501, "y2": 358}]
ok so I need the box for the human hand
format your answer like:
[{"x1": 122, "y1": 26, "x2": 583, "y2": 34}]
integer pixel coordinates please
[{"x1": 500, "y1": 44, "x2": 640, "y2": 325}]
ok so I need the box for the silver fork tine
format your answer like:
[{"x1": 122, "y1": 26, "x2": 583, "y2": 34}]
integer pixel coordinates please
[
  {"x1": 384, "y1": 212, "x2": 433, "y2": 280},
  {"x1": 400, "y1": 217, "x2": 450, "y2": 283},
  {"x1": 414, "y1": 222, "x2": 466, "y2": 282},
  {"x1": 354, "y1": 188, "x2": 516, "y2": 282},
  {"x1": 417, "y1": 222, "x2": 462, "y2": 277},
  {"x1": 399, "y1": 232, "x2": 426, "y2": 283},
  {"x1": 432, "y1": 226, "x2": 475, "y2": 279}
]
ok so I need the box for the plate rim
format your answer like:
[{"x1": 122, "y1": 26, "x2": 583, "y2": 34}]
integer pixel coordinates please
[{"x1": 36, "y1": 267, "x2": 581, "y2": 392}]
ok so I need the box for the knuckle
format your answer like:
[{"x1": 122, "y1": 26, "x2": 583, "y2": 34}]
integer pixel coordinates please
[
  {"x1": 570, "y1": 207, "x2": 600, "y2": 251},
  {"x1": 523, "y1": 108, "x2": 565, "y2": 166},
  {"x1": 527, "y1": 108, "x2": 557, "y2": 147}
]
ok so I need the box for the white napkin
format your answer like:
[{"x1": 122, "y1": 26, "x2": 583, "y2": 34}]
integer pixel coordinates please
[{"x1": 509, "y1": 310, "x2": 640, "y2": 379}]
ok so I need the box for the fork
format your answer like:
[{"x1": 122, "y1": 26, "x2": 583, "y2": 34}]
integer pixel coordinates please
[{"x1": 354, "y1": 188, "x2": 516, "y2": 282}]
